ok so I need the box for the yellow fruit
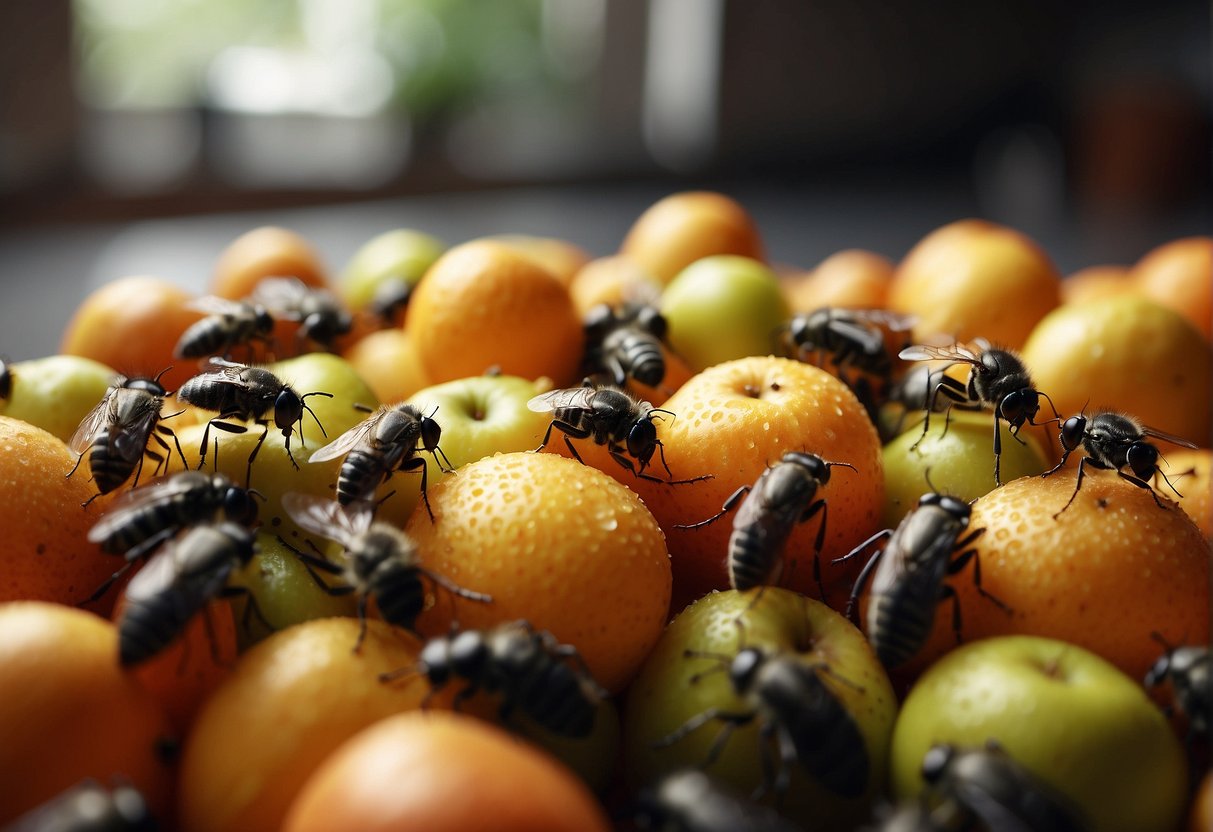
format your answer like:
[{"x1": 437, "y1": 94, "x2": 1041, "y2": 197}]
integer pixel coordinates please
[
  {"x1": 889, "y1": 219, "x2": 1061, "y2": 349},
  {"x1": 1021, "y1": 295, "x2": 1212, "y2": 446}
]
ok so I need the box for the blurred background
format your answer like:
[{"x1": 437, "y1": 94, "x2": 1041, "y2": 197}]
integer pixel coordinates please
[{"x1": 0, "y1": 0, "x2": 1209, "y2": 358}]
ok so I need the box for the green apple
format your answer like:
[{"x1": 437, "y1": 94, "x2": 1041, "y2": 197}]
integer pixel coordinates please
[
  {"x1": 0, "y1": 355, "x2": 117, "y2": 444},
  {"x1": 660, "y1": 255, "x2": 791, "y2": 372},
  {"x1": 890, "y1": 634, "x2": 1188, "y2": 832},
  {"x1": 881, "y1": 410, "x2": 1051, "y2": 527},
  {"x1": 622, "y1": 588, "x2": 897, "y2": 831},
  {"x1": 340, "y1": 228, "x2": 446, "y2": 315},
  {"x1": 175, "y1": 352, "x2": 416, "y2": 540},
  {"x1": 404, "y1": 374, "x2": 553, "y2": 479},
  {"x1": 228, "y1": 530, "x2": 357, "y2": 649}
]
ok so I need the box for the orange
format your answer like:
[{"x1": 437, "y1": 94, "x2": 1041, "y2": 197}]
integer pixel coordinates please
[
  {"x1": 888, "y1": 219, "x2": 1061, "y2": 349},
  {"x1": 178, "y1": 617, "x2": 433, "y2": 832},
  {"x1": 783, "y1": 248, "x2": 895, "y2": 312},
  {"x1": 1131, "y1": 236, "x2": 1213, "y2": 340},
  {"x1": 60, "y1": 275, "x2": 202, "y2": 393},
  {"x1": 1061, "y1": 264, "x2": 1134, "y2": 305},
  {"x1": 342, "y1": 327, "x2": 431, "y2": 404},
  {"x1": 1020, "y1": 295, "x2": 1212, "y2": 446},
  {"x1": 114, "y1": 597, "x2": 239, "y2": 734},
  {"x1": 282, "y1": 711, "x2": 611, "y2": 832},
  {"x1": 0, "y1": 416, "x2": 124, "y2": 614},
  {"x1": 0, "y1": 602, "x2": 176, "y2": 824},
  {"x1": 619, "y1": 191, "x2": 765, "y2": 285},
  {"x1": 568, "y1": 255, "x2": 663, "y2": 317},
  {"x1": 488, "y1": 234, "x2": 592, "y2": 286},
  {"x1": 623, "y1": 356, "x2": 885, "y2": 613},
  {"x1": 891, "y1": 470, "x2": 1209, "y2": 685},
  {"x1": 405, "y1": 451, "x2": 672, "y2": 694},
  {"x1": 211, "y1": 226, "x2": 329, "y2": 300},
  {"x1": 404, "y1": 240, "x2": 585, "y2": 386},
  {"x1": 1162, "y1": 448, "x2": 1211, "y2": 539}
]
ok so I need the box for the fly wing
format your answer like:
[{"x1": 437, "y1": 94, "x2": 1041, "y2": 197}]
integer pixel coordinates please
[
  {"x1": 307, "y1": 410, "x2": 381, "y2": 463},
  {"x1": 826, "y1": 316, "x2": 889, "y2": 355},
  {"x1": 898, "y1": 342, "x2": 981, "y2": 365},
  {"x1": 280, "y1": 491, "x2": 370, "y2": 544},
  {"x1": 110, "y1": 392, "x2": 163, "y2": 462},
  {"x1": 185, "y1": 296, "x2": 254, "y2": 317},
  {"x1": 860, "y1": 309, "x2": 917, "y2": 332},
  {"x1": 196, "y1": 357, "x2": 259, "y2": 387},
  {"x1": 1140, "y1": 424, "x2": 1199, "y2": 450},
  {"x1": 527, "y1": 387, "x2": 595, "y2": 414},
  {"x1": 123, "y1": 538, "x2": 184, "y2": 604},
  {"x1": 68, "y1": 384, "x2": 121, "y2": 454},
  {"x1": 250, "y1": 277, "x2": 310, "y2": 317}
]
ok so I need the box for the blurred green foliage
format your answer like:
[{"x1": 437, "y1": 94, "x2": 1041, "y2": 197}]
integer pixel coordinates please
[{"x1": 73, "y1": 0, "x2": 562, "y2": 120}]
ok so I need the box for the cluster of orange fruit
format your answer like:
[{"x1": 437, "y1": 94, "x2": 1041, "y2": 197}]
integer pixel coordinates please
[{"x1": 0, "y1": 191, "x2": 1209, "y2": 831}]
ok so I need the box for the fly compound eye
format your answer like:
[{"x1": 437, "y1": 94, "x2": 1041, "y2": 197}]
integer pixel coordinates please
[
  {"x1": 639, "y1": 307, "x2": 668, "y2": 338},
  {"x1": 938, "y1": 496, "x2": 970, "y2": 518},
  {"x1": 921, "y1": 744, "x2": 954, "y2": 783},
  {"x1": 729, "y1": 648, "x2": 763, "y2": 688},
  {"x1": 275, "y1": 388, "x2": 302, "y2": 429},
  {"x1": 224, "y1": 488, "x2": 258, "y2": 525},
  {"x1": 806, "y1": 455, "x2": 829, "y2": 483},
  {"x1": 420, "y1": 416, "x2": 443, "y2": 452},
  {"x1": 1060, "y1": 416, "x2": 1086, "y2": 450},
  {"x1": 627, "y1": 418, "x2": 657, "y2": 461},
  {"x1": 919, "y1": 492, "x2": 943, "y2": 508}
]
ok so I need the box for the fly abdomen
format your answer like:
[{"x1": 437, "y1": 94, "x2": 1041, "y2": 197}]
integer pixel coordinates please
[
  {"x1": 869, "y1": 591, "x2": 933, "y2": 669},
  {"x1": 727, "y1": 529, "x2": 783, "y2": 591},
  {"x1": 519, "y1": 661, "x2": 596, "y2": 737},
  {"x1": 612, "y1": 331, "x2": 665, "y2": 387},
  {"x1": 98, "y1": 506, "x2": 171, "y2": 555},
  {"x1": 371, "y1": 566, "x2": 426, "y2": 631},
  {"x1": 118, "y1": 592, "x2": 193, "y2": 666},
  {"x1": 336, "y1": 449, "x2": 387, "y2": 504},
  {"x1": 177, "y1": 319, "x2": 231, "y2": 358},
  {"x1": 811, "y1": 710, "x2": 869, "y2": 797},
  {"x1": 89, "y1": 433, "x2": 137, "y2": 494}
]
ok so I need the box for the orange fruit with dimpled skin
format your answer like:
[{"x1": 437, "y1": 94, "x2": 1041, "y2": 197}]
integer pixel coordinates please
[
  {"x1": 619, "y1": 191, "x2": 765, "y2": 285},
  {"x1": 406, "y1": 451, "x2": 672, "y2": 694},
  {"x1": 211, "y1": 226, "x2": 329, "y2": 300},
  {"x1": 60, "y1": 275, "x2": 202, "y2": 393},
  {"x1": 783, "y1": 249, "x2": 895, "y2": 313},
  {"x1": 882, "y1": 469, "x2": 1210, "y2": 686},
  {"x1": 178, "y1": 617, "x2": 436, "y2": 832},
  {"x1": 623, "y1": 356, "x2": 885, "y2": 614},
  {"x1": 1131, "y1": 236, "x2": 1212, "y2": 340},
  {"x1": 0, "y1": 415, "x2": 123, "y2": 615},
  {"x1": 1020, "y1": 295, "x2": 1212, "y2": 447},
  {"x1": 404, "y1": 240, "x2": 585, "y2": 387},
  {"x1": 888, "y1": 219, "x2": 1061, "y2": 349},
  {"x1": 282, "y1": 711, "x2": 611, "y2": 832},
  {"x1": 0, "y1": 602, "x2": 176, "y2": 824}
]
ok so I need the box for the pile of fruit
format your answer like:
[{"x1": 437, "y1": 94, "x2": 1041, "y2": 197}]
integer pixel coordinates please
[{"x1": 0, "y1": 192, "x2": 1209, "y2": 832}]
